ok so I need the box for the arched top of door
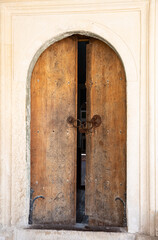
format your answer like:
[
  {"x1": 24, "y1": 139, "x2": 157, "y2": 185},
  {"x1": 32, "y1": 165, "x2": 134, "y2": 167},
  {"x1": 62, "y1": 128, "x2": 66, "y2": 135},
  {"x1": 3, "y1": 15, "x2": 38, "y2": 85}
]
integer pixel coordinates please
[{"x1": 27, "y1": 28, "x2": 137, "y2": 93}]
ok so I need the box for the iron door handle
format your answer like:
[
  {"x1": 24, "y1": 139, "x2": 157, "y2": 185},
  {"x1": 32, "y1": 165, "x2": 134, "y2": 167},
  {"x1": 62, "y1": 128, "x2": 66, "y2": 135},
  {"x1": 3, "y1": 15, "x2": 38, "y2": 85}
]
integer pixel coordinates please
[{"x1": 67, "y1": 115, "x2": 101, "y2": 133}]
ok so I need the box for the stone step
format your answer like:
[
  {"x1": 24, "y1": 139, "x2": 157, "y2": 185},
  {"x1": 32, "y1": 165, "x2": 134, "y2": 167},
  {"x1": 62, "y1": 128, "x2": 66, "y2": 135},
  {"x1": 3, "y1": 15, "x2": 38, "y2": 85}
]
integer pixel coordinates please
[
  {"x1": 1, "y1": 229, "x2": 158, "y2": 240},
  {"x1": 13, "y1": 229, "x2": 157, "y2": 240},
  {"x1": 14, "y1": 229, "x2": 135, "y2": 240}
]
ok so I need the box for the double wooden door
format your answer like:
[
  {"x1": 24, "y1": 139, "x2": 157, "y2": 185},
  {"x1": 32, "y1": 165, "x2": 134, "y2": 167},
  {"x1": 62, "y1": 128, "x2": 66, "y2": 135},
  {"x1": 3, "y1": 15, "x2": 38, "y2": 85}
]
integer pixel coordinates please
[{"x1": 30, "y1": 36, "x2": 126, "y2": 227}]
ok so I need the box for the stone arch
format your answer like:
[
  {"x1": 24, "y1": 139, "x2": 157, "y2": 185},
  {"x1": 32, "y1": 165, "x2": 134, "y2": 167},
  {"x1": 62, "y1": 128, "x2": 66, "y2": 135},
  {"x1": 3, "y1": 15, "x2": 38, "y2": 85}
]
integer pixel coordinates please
[{"x1": 26, "y1": 28, "x2": 137, "y2": 230}]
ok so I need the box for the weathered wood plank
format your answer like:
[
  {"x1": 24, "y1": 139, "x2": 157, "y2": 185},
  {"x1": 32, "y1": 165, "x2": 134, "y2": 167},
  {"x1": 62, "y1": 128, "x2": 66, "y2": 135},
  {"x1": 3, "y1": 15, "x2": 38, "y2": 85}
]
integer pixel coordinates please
[
  {"x1": 85, "y1": 38, "x2": 126, "y2": 227},
  {"x1": 31, "y1": 37, "x2": 77, "y2": 224}
]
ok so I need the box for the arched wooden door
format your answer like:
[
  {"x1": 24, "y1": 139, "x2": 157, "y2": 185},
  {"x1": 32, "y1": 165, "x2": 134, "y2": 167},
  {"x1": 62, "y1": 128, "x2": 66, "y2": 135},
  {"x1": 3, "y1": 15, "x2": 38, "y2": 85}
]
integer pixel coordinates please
[
  {"x1": 85, "y1": 38, "x2": 126, "y2": 227},
  {"x1": 30, "y1": 37, "x2": 77, "y2": 225},
  {"x1": 30, "y1": 35, "x2": 126, "y2": 227}
]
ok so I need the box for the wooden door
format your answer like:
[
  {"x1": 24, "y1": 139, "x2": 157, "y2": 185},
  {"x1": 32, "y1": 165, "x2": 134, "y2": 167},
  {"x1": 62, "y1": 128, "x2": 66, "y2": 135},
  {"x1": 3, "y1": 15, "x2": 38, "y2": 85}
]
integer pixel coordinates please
[
  {"x1": 31, "y1": 37, "x2": 77, "y2": 225},
  {"x1": 85, "y1": 38, "x2": 126, "y2": 227}
]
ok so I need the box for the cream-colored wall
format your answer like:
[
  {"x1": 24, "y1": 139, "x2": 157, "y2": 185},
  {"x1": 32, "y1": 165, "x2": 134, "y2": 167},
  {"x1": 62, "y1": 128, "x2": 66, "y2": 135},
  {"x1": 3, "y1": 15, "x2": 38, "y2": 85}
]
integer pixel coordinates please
[
  {"x1": 155, "y1": 0, "x2": 158, "y2": 237},
  {"x1": 0, "y1": 0, "x2": 157, "y2": 239}
]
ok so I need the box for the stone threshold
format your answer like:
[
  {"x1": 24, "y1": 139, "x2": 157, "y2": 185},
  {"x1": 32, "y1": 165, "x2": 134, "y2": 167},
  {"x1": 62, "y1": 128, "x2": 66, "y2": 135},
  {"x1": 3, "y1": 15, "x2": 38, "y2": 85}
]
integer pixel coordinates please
[
  {"x1": 11, "y1": 228, "x2": 158, "y2": 240},
  {"x1": 0, "y1": 228, "x2": 158, "y2": 240},
  {"x1": 28, "y1": 223, "x2": 127, "y2": 232}
]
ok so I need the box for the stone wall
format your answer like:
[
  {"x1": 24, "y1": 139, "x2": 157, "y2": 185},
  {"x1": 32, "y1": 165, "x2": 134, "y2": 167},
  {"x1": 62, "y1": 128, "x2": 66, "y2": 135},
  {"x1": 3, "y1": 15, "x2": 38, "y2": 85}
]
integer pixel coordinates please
[{"x1": 0, "y1": 0, "x2": 157, "y2": 239}]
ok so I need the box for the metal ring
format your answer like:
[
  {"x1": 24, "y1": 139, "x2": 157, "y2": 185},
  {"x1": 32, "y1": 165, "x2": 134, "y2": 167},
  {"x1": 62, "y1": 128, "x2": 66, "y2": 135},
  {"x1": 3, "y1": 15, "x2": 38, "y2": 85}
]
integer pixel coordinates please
[
  {"x1": 73, "y1": 119, "x2": 81, "y2": 128},
  {"x1": 84, "y1": 121, "x2": 93, "y2": 130}
]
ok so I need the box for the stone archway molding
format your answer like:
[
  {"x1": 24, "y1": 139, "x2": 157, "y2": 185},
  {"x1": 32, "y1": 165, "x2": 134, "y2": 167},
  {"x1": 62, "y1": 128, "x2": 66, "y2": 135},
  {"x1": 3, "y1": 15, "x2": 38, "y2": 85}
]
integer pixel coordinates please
[{"x1": 26, "y1": 21, "x2": 138, "y2": 234}]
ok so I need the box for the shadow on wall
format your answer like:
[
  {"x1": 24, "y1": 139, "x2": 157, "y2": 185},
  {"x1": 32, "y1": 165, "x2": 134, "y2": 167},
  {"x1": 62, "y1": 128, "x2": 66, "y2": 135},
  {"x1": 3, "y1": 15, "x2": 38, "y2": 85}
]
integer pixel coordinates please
[{"x1": 156, "y1": 212, "x2": 158, "y2": 237}]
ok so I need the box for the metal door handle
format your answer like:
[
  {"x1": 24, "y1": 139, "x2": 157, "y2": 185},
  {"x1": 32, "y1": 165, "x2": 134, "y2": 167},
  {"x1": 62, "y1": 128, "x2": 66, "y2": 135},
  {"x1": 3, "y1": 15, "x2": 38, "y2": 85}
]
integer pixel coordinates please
[{"x1": 67, "y1": 115, "x2": 101, "y2": 133}]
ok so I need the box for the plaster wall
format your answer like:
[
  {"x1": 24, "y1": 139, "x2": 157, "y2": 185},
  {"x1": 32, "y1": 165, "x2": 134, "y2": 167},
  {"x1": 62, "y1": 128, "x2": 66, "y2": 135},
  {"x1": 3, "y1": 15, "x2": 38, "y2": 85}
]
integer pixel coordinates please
[{"x1": 0, "y1": 0, "x2": 157, "y2": 239}]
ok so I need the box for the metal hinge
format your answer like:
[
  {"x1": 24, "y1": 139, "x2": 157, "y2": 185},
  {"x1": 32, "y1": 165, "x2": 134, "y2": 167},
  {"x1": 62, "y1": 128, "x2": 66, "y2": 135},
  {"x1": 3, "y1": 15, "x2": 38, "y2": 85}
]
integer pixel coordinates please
[
  {"x1": 115, "y1": 193, "x2": 127, "y2": 227},
  {"x1": 29, "y1": 188, "x2": 45, "y2": 224}
]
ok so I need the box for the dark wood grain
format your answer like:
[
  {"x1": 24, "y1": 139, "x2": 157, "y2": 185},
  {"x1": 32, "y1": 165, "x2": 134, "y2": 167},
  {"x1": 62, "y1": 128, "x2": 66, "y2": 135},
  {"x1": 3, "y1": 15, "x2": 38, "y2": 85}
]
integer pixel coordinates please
[
  {"x1": 31, "y1": 37, "x2": 77, "y2": 224},
  {"x1": 85, "y1": 38, "x2": 126, "y2": 227}
]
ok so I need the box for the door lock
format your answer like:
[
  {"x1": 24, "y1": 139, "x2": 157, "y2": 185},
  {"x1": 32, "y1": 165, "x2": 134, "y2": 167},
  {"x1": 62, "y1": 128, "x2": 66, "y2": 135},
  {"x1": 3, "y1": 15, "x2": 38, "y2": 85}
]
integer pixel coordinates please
[{"x1": 67, "y1": 115, "x2": 101, "y2": 133}]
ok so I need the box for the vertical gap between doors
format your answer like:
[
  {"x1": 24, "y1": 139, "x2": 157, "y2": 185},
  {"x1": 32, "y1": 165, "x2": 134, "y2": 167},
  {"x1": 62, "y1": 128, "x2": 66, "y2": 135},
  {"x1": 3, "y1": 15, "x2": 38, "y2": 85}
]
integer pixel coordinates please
[{"x1": 76, "y1": 39, "x2": 89, "y2": 224}]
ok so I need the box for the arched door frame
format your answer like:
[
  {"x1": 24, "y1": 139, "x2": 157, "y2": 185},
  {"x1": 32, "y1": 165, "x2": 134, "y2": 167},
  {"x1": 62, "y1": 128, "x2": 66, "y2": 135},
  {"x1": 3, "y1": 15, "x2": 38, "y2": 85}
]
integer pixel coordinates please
[{"x1": 26, "y1": 30, "x2": 138, "y2": 232}]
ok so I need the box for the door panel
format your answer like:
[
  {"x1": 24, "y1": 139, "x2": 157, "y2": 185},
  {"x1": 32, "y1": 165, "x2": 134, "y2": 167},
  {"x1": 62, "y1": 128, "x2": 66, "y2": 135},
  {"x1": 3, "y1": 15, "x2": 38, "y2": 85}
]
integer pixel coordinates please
[
  {"x1": 85, "y1": 39, "x2": 126, "y2": 226},
  {"x1": 31, "y1": 37, "x2": 77, "y2": 224}
]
